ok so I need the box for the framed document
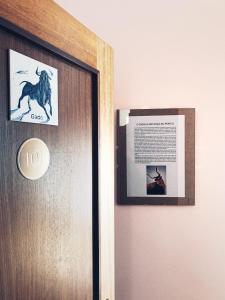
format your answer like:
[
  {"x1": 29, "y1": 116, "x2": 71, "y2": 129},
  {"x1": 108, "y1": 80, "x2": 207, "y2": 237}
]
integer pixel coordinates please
[{"x1": 117, "y1": 108, "x2": 195, "y2": 205}]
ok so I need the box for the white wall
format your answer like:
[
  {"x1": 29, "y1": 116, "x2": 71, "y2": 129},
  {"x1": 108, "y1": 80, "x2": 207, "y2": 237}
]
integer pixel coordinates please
[{"x1": 56, "y1": 1, "x2": 225, "y2": 299}]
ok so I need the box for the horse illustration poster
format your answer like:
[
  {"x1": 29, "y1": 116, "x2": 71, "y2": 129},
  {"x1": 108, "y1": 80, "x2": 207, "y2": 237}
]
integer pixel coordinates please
[
  {"x1": 126, "y1": 114, "x2": 185, "y2": 197},
  {"x1": 9, "y1": 49, "x2": 58, "y2": 125}
]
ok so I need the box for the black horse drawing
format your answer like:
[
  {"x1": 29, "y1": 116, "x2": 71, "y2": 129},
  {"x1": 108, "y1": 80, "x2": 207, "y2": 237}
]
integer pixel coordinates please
[{"x1": 17, "y1": 67, "x2": 53, "y2": 121}]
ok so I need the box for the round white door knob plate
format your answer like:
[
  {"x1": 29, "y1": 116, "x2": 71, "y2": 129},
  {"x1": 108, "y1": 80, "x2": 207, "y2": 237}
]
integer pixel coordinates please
[{"x1": 17, "y1": 138, "x2": 50, "y2": 180}]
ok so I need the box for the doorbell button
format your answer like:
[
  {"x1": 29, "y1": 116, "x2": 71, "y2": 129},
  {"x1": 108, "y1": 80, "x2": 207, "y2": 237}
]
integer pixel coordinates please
[{"x1": 17, "y1": 138, "x2": 50, "y2": 180}]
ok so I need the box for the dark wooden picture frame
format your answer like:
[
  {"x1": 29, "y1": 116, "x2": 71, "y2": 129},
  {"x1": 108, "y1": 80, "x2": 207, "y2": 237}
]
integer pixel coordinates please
[{"x1": 117, "y1": 108, "x2": 195, "y2": 205}]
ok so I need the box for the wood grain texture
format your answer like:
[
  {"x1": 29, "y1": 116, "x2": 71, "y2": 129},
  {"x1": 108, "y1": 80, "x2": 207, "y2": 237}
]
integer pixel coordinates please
[
  {"x1": 0, "y1": 26, "x2": 93, "y2": 299},
  {"x1": 0, "y1": 0, "x2": 97, "y2": 67},
  {"x1": 97, "y1": 40, "x2": 115, "y2": 300},
  {"x1": 0, "y1": 1, "x2": 114, "y2": 299}
]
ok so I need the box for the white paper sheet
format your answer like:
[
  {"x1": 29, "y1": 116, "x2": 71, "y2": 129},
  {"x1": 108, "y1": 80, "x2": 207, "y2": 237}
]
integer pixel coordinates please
[{"x1": 126, "y1": 115, "x2": 185, "y2": 197}]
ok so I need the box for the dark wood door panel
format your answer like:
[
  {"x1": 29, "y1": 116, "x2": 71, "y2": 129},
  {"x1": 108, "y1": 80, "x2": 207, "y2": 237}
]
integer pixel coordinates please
[{"x1": 0, "y1": 26, "x2": 93, "y2": 300}]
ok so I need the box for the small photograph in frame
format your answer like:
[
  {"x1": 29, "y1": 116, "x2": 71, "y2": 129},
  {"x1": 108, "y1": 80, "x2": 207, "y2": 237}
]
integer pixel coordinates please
[
  {"x1": 117, "y1": 108, "x2": 195, "y2": 205},
  {"x1": 146, "y1": 165, "x2": 167, "y2": 195},
  {"x1": 9, "y1": 49, "x2": 58, "y2": 126}
]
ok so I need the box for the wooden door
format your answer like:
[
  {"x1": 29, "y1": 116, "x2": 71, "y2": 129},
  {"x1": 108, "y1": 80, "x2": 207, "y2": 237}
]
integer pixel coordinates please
[{"x1": 0, "y1": 22, "x2": 98, "y2": 300}]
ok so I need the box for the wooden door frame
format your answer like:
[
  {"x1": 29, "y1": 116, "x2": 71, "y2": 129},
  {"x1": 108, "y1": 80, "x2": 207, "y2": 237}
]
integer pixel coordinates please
[{"x1": 0, "y1": 1, "x2": 114, "y2": 300}]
